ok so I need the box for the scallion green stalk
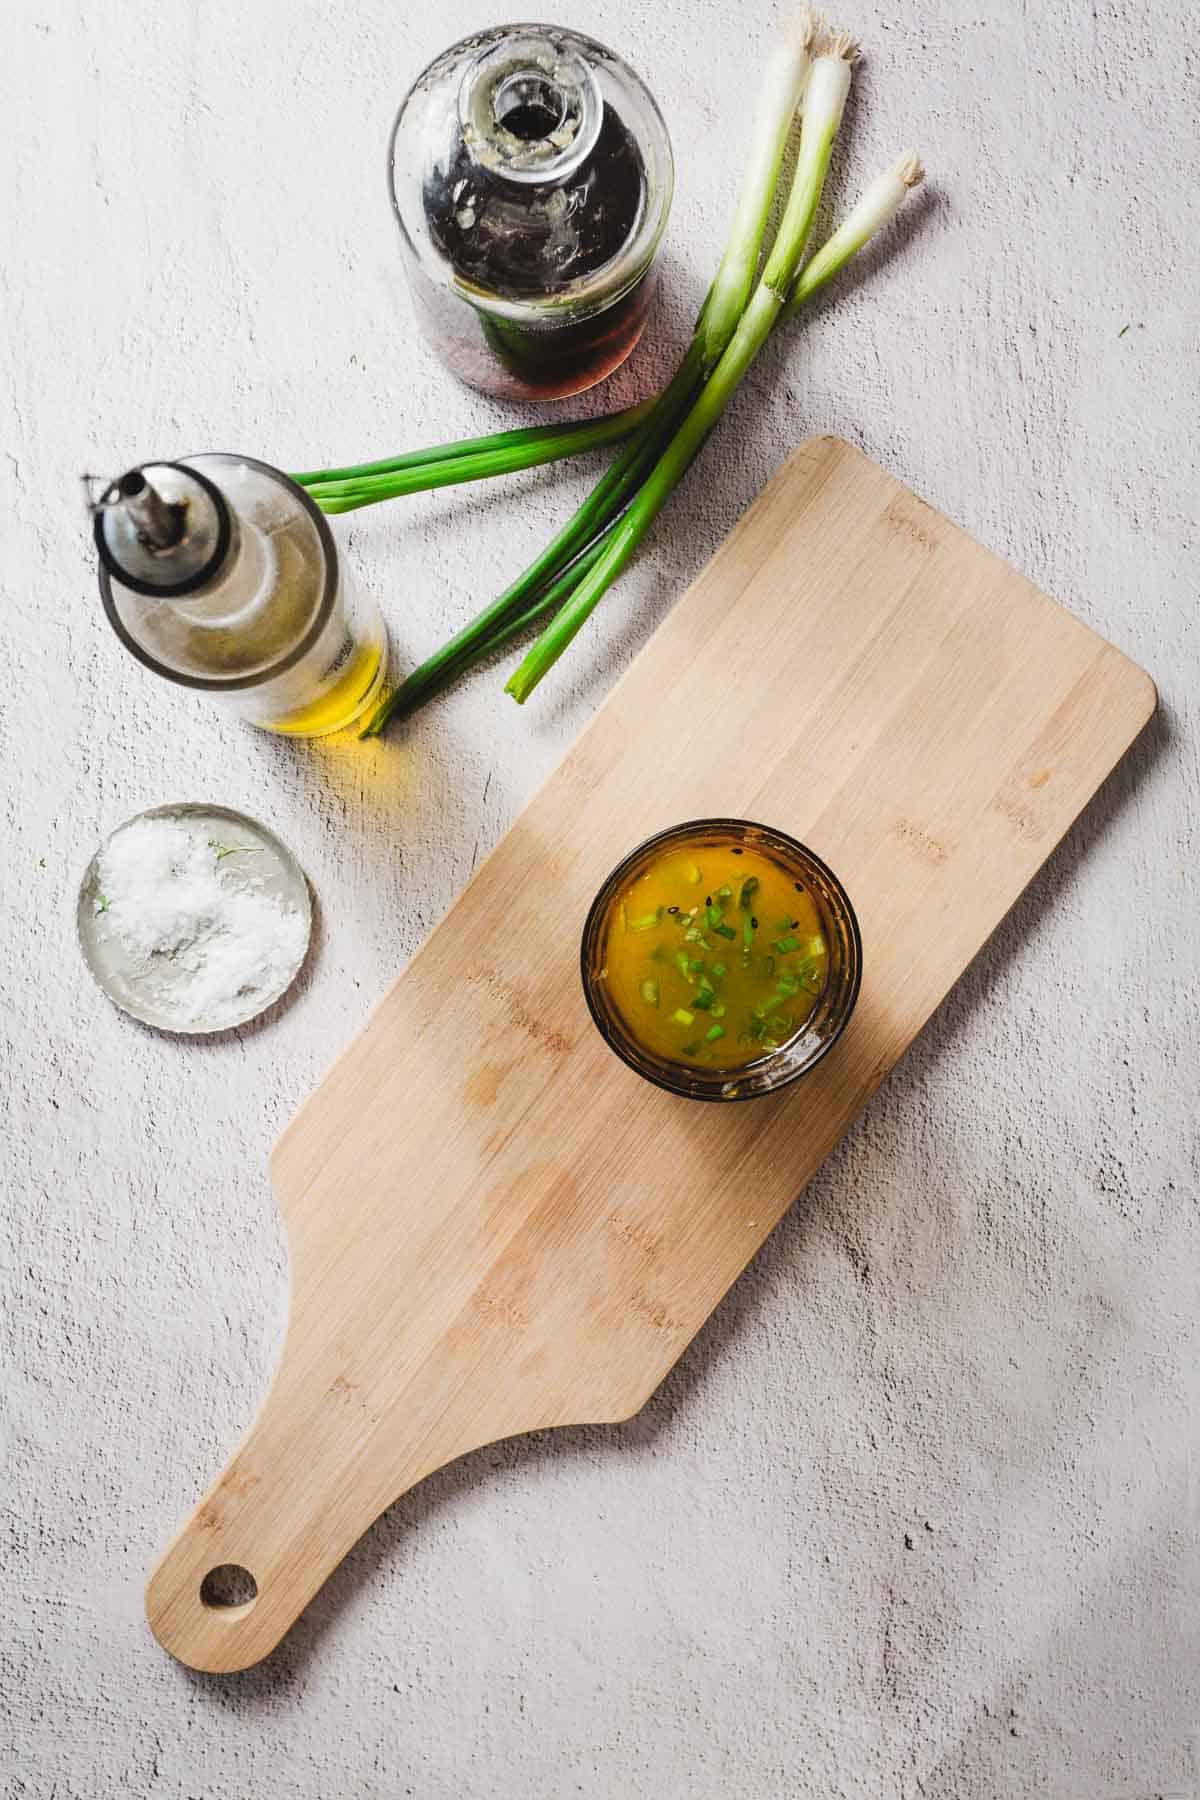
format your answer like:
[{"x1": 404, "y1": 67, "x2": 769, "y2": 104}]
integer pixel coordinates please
[
  {"x1": 357, "y1": 519, "x2": 625, "y2": 733},
  {"x1": 293, "y1": 399, "x2": 655, "y2": 510},
  {"x1": 504, "y1": 34, "x2": 860, "y2": 705}
]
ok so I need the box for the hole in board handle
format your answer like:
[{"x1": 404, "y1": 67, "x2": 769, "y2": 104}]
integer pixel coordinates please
[{"x1": 200, "y1": 1563, "x2": 258, "y2": 1619}]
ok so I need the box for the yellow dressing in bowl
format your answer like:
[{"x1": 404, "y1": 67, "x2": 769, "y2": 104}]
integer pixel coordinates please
[{"x1": 601, "y1": 839, "x2": 827, "y2": 1070}]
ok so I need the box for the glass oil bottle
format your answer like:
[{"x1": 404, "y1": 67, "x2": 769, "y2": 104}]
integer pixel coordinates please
[{"x1": 94, "y1": 455, "x2": 387, "y2": 736}]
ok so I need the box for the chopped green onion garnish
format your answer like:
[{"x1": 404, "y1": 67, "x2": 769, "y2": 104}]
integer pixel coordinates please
[
  {"x1": 631, "y1": 910, "x2": 662, "y2": 932},
  {"x1": 681, "y1": 1041, "x2": 701, "y2": 1056},
  {"x1": 712, "y1": 962, "x2": 728, "y2": 981},
  {"x1": 705, "y1": 1024, "x2": 726, "y2": 1042},
  {"x1": 717, "y1": 885, "x2": 732, "y2": 900},
  {"x1": 712, "y1": 922, "x2": 736, "y2": 941},
  {"x1": 706, "y1": 905, "x2": 724, "y2": 928},
  {"x1": 774, "y1": 935, "x2": 801, "y2": 954},
  {"x1": 760, "y1": 954, "x2": 776, "y2": 979},
  {"x1": 776, "y1": 973, "x2": 800, "y2": 998},
  {"x1": 689, "y1": 957, "x2": 705, "y2": 972},
  {"x1": 686, "y1": 863, "x2": 703, "y2": 884},
  {"x1": 738, "y1": 876, "x2": 760, "y2": 909},
  {"x1": 671, "y1": 1008, "x2": 695, "y2": 1027},
  {"x1": 710, "y1": 1002, "x2": 726, "y2": 1018},
  {"x1": 692, "y1": 992, "x2": 714, "y2": 1012},
  {"x1": 674, "y1": 950, "x2": 692, "y2": 980},
  {"x1": 640, "y1": 978, "x2": 660, "y2": 1006},
  {"x1": 753, "y1": 994, "x2": 787, "y2": 1018},
  {"x1": 743, "y1": 918, "x2": 756, "y2": 948},
  {"x1": 794, "y1": 955, "x2": 824, "y2": 993}
]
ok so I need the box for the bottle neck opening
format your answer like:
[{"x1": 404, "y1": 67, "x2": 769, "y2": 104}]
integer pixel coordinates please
[{"x1": 458, "y1": 33, "x2": 603, "y2": 184}]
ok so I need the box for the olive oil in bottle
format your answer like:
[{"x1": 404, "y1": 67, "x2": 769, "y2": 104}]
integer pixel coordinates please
[{"x1": 94, "y1": 455, "x2": 386, "y2": 736}]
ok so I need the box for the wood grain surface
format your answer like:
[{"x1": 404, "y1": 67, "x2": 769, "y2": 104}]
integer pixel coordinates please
[{"x1": 146, "y1": 437, "x2": 1156, "y2": 1672}]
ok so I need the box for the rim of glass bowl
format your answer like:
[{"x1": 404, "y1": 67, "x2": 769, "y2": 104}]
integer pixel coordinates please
[{"x1": 580, "y1": 819, "x2": 863, "y2": 1103}]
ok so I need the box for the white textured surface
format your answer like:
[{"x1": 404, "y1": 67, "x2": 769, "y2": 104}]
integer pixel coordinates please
[{"x1": 2, "y1": 0, "x2": 1197, "y2": 1794}]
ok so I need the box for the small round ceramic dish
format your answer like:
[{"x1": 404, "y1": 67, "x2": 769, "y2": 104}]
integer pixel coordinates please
[{"x1": 77, "y1": 803, "x2": 312, "y2": 1034}]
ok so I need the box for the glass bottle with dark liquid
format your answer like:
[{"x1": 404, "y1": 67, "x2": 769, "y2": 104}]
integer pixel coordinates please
[{"x1": 388, "y1": 25, "x2": 674, "y2": 401}]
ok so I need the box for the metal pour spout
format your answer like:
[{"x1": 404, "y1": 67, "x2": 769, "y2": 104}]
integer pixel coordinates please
[
  {"x1": 92, "y1": 460, "x2": 232, "y2": 599},
  {"x1": 101, "y1": 468, "x2": 187, "y2": 550}
]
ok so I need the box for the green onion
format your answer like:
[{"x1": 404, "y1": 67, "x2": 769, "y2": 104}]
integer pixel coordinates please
[
  {"x1": 794, "y1": 955, "x2": 825, "y2": 993},
  {"x1": 674, "y1": 951, "x2": 693, "y2": 981},
  {"x1": 504, "y1": 33, "x2": 858, "y2": 704},
  {"x1": 712, "y1": 922, "x2": 737, "y2": 941},
  {"x1": 294, "y1": 400, "x2": 655, "y2": 510},
  {"x1": 743, "y1": 918, "x2": 756, "y2": 949},
  {"x1": 774, "y1": 935, "x2": 801, "y2": 954},
  {"x1": 786, "y1": 152, "x2": 925, "y2": 314},
  {"x1": 640, "y1": 978, "x2": 660, "y2": 1006},
  {"x1": 692, "y1": 992, "x2": 714, "y2": 1012},
  {"x1": 711, "y1": 1002, "x2": 726, "y2": 1019},
  {"x1": 360, "y1": 519, "x2": 622, "y2": 734},
  {"x1": 698, "y1": 13, "x2": 818, "y2": 367},
  {"x1": 631, "y1": 910, "x2": 662, "y2": 932},
  {"x1": 712, "y1": 962, "x2": 728, "y2": 981},
  {"x1": 705, "y1": 1024, "x2": 726, "y2": 1042},
  {"x1": 738, "y1": 876, "x2": 760, "y2": 910},
  {"x1": 671, "y1": 1008, "x2": 696, "y2": 1028},
  {"x1": 361, "y1": 29, "x2": 928, "y2": 730}
]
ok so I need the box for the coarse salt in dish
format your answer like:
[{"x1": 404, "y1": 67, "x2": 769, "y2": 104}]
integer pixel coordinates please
[{"x1": 79, "y1": 806, "x2": 310, "y2": 1032}]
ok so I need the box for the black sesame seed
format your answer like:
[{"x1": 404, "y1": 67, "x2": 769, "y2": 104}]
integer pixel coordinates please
[
  {"x1": 794, "y1": 881, "x2": 804, "y2": 891},
  {"x1": 667, "y1": 905, "x2": 679, "y2": 914},
  {"x1": 732, "y1": 847, "x2": 743, "y2": 855},
  {"x1": 750, "y1": 916, "x2": 758, "y2": 929}
]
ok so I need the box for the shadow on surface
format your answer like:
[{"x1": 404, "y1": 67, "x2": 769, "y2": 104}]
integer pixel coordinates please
[{"x1": 172, "y1": 698, "x2": 1169, "y2": 1702}]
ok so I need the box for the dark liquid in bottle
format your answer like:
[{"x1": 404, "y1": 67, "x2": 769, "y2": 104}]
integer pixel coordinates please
[{"x1": 418, "y1": 102, "x2": 653, "y2": 399}]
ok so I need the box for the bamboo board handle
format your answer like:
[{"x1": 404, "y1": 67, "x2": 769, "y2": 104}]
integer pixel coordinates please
[{"x1": 145, "y1": 1347, "x2": 461, "y2": 1673}]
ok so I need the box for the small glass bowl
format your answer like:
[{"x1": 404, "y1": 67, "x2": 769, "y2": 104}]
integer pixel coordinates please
[{"x1": 580, "y1": 819, "x2": 863, "y2": 1102}]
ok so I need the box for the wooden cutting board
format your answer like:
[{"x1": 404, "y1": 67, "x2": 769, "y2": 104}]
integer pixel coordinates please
[{"x1": 147, "y1": 437, "x2": 1155, "y2": 1672}]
